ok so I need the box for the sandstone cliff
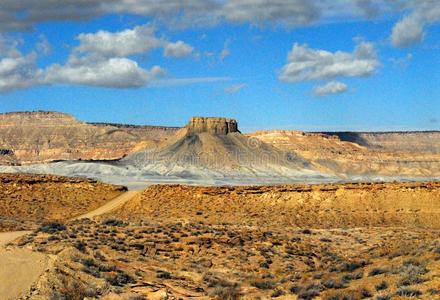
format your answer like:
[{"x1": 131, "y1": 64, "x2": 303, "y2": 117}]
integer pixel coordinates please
[
  {"x1": 0, "y1": 111, "x2": 179, "y2": 164},
  {"x1": 186, "y1": 117, "x2": 239, "y2": 134},
  {"x1": 248, "y1": 130, "x2": 440, "y2": 177},
  {"x1": 323, "y1": 131, "x2": 440, "y2": 153}
]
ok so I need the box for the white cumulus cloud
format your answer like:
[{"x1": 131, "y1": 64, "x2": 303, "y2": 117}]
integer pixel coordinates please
[
  {"x1": 313, "y1": 81, "x2": 348, "y2": 96},
  {"x1": 0, "y1": 35, "x2": 41, "y2": 92},
  {"x1": 164, "y1": 41, "x2": 194, "y2": 58},
  {"x1": 391, "y1": 1, "x2": 440, "y2": 47},
  {"x1": 75, "y1": 25, "x2": 164, "y2": 58},
  {"x1": 44, "y1": 57, "x2": 162, "y2": 88},
  {"x1": 279, "y1": 41, "x2": 380, "y2": 83}
]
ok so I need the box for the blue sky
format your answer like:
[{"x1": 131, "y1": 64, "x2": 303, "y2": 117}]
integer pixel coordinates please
[{"x1": 0, "y1": 1, "x2": 439, "y2": 132}]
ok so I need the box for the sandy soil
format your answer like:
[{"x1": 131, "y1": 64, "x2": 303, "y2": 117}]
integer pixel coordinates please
[
  {"x1": 0, "y1": 248, "x2": 48, "y2": 300},
  {"x1": 0, "y1": 231, "x2": 31, "y2": 247}
]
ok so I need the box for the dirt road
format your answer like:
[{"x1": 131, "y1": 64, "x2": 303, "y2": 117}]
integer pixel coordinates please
[
  {"x1": 0, "y1": 190, "x2": 140, "y2": 299},
  {"x1": 74, "y1": 190, "x2": 140, "y2": 219},
  {"x1": 0, "y1": 231, "x2": 31, "y2": 247}
]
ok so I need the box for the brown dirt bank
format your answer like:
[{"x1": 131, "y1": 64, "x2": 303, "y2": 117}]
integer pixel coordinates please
[
  {"x1": 0, "y1": 173, "x2": 126, "y2": 231},
  {"x1": 112, "y1": 182, "x2": 440, "y2": 229}
]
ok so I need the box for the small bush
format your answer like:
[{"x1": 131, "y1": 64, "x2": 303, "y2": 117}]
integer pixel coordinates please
[
  {"x1": 156, "y1": 270, "x2": 172, "y2": 279},
  {"x1": 271, "y1": 289, "x2": 286, "y2": 298},
  {"x1": 298, "y1": 288, "x2": 321, "y2": 300},
  {"x1": 396, "y1": 259, "x2": 428, "y2": 287},
  {"x1": 102, "y1": 219, "x2": 125, "y2": 226},
  {"x1": 375, "y1": 281, "x2": 388, "y2": 291},
  {"x1": 38, "y1": 222, "x2": 66, "y2": 234},
  {"x1": 322, "y1": 280, "x2": 346, "y2": 289},
  {"x1": 210, "y1": 285, "x2": 241, "y2": 300},
  {"x1": 105, "y1": 271, "x2": 135, "y2": 286},
  {"x1": 340, "y1": 261, "x2": 367, "y2": 272},
  {"x1": 293, "y1": 284, "x2": 324, "y2": 300},
  {"x1": 368, "y1": 268, "x2": 388, "y2": 276},
  {"x1": 325, "y1": 293, "x2": 357, "y2": 300},
  {"x1": 375, "y1": 295, "x2": 391, "y2": 300},
  {"x1": 203, "y1": 273, "x2": 235, "y2": 288},
  {"x1": 251, "y1": 280, "x2": 277, "y2": 290},
  {"x1": 360, "y1": 288, "x2": 372, "y2": 298},
  {"x1": 395, "y1": 287, "x2": 422, "y2": 297},
  {"x1": 428, "y1": 288, "x2": 440, "y2": 295}
]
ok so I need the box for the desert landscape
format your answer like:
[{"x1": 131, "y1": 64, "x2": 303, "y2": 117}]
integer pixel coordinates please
[
  {"x1": 1, "y1": 1, "x2": 440, "y2": 299},
  {"x1": 2, "y1": 174, "x2": 440, "y2": 299},
  {"x1": 0, "y1": 112, "x2": 440, "y2": 299}
]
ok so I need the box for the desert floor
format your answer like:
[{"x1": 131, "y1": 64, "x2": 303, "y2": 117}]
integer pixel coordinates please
[{"x1": 1, "y1": 174, "x2": 440, "y2": 299}]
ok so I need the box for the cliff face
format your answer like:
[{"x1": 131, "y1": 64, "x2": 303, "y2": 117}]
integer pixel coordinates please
[
  {"x1": 248, "y1": 130, "x2": 440, "y2": 177},
  {"x1": 322, "y1": 131, "x2": 440, "y2": 153},
  {"x1": 0, "y1": 112, "x2": 179, "y2": 164},
  {"x1": 186, "y1": 117, "x2": 238, "y2": 135}
]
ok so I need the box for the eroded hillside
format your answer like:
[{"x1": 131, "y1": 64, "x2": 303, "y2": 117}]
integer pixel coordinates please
[
  {"x1": 0, "y1": 173, "x2": 126, "y2": 231},
  {"x1": 0, "y1": 112, "x2": 179, "y2": 164},
  {"x1": 248, "y1": 130, "x2": 440, "y2": 177},
  {"x1": 112, "y1": 182, "x2": 440, "y2": 229}
]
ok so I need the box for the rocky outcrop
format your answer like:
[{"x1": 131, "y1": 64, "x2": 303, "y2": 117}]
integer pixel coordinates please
[
  {"x1": 0, "y1": 111, "x2": 179, "y2": 164},
  {"x1": 186, "y1": 117, "x2": 238, "y2": 135}
]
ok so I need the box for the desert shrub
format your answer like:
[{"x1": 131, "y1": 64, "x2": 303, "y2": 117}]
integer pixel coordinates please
[
  {"x1": 322, "y1": 279, "x2": 346, "y2": 289},
  {"x1": 251, "y1": 280, "x2": 277, "y2": 290},
  {"x1": 375, "y1": 295, "x2": 391, "y2": 300},
  {"x1": 73, "y1": 240, "x2": 86, "y2": 252},
  {"x1": 50, "y1": 276, "x2": 98, "y2": 300},
  {"x1": 428, "y1": 288, "x2": 440, "y2": 295},
  {"x1": 340, "y1": 260, "x2": 367, "y2": 272},
  {"x1": 203, "y1": 273, "x2": 236, "y2": 288},
  {"x1": 105, "y1": 271, "x2": 135, "y2": 286},
  {"x1": 156, "y1": 270, "x2": 172, "y2": 279},
  {"x1": 313, "y1": 273, "x2": 324, "y2": 279},
  {"x1": 324, "y1": 293, "x2": 357, "y2": 300},
  {"x1": 375, "y1": 281, "x2": 388, "y2": 291},
  {"x1": 81, "y1": 265, "x2": 101, "y2": 278},
  {"x1": 396, "y1": 259, "x2": 428, "y2": 286},
  {"x1": 341, "y1": 274, "x2": 355, "y2": 283},
  {"x1": 291, "y1": 283, "x2": 324, "y2": 300},
  {"x1": 210, "y1": 285, "x2": 241, "y2": 300},
  {"x1": 39, "y1": 222, "x2": 66, "y2": 234},
  {"x1": 368, "y1": 268, "x2": 388, "y2": 276},
  {"x1": 360, "y1": 288, "x2": 372, "y2": 298},
  {"x1": 430, "y1": 240, "x2": 440, "y2": 254},
  {"x1": 271, "y1": 289, "x2": 285, "y2": 298},
  {"x1": 102, "y1": 219, "x2": 125, "y2": 226},
  {"x1": 297, "y1": 286, "x2": 322, "y2": 300},
  {"x1": 395, "y1": 287, "x2": 422, "y2": 297}
]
